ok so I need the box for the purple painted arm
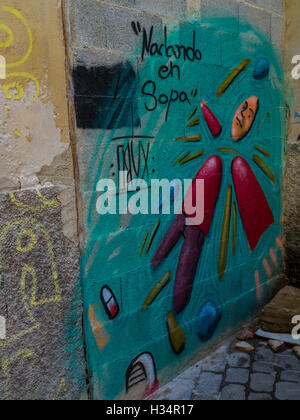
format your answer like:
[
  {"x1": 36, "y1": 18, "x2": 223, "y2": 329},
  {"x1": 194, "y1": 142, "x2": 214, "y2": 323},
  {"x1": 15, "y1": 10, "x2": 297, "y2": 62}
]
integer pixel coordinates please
[
  {"x1": 173, "y1": 226, "x2": 205, "y2": 313},
  {"x1": 152, "y1": 156, "x2": 223, "y2": 313},
  {"x1": 152, "y1": 213, "x2": 185, "y2": 269}
]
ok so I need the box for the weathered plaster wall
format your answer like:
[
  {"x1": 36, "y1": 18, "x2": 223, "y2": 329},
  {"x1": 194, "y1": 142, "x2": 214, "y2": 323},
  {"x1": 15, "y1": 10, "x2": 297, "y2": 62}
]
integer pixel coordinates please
[
  {"x1": 66, "y1": 0, "x2": 286, "y2": 400},
  {"x1": 0, "y1": 0, "x2": 86, "y2": 399},
  {"x1": 283, "y1": 0, "x2": 300, "y2": 287}
]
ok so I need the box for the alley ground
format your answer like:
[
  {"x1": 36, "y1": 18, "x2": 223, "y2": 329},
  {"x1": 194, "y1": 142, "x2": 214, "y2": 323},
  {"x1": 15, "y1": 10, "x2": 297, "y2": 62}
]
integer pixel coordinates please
[{"x1": 153, "y1": 336, "x2": 300, "y2": 400}]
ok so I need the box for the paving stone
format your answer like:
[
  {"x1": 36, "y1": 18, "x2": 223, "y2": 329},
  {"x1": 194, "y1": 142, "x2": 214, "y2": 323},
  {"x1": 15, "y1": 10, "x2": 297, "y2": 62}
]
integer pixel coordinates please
[
  {"x1": 227, "y1": 352, "x2": 251, "y2": 368},
  {"x1": 250, "y1": 373, "x2": 275, "y2": 393},
  {"x1": 194, "y1": 372, "x2": 223, "y2": 395},
  {"x1": 177, "y1": 364, "x2": 201, "y2": 381},
  {"x1": 201, "y1": 357, "x2": 227, "y2": 374},
  {"x1": 275, "y1": 354, "x2": 300, "y2": 371},
  {"x1": 201, "y1": 345, "x2": 229, "y2": 373},
  {"x1": 275, "y1": 382, "x2": 300, "y2": 400},
  {"x1": 252, "y1": 361, "x2": 276, "y2": 374},
  {"x1": 248, "y1": 392, "x2": 273, "y2": 401},
  {"x1": 280, "y1": 370, "x2": 300, "y2": 383},
  {"x1": 280, "y1": 348, "x2": 294, "y2": 356},
  {"x1": 192, "y1": 391, "x2": 219, "y2": 401},
  {"x1": 254, "y1": 348, "x2": 275, "y2": 363},
  {"x1": 257, "y1": 341, "x2": 269, "y2": 348},
  {"x1": 155, "y1": 379, "x2": 194, "y2": 400},
  {"x1": 221, "y1": 384, "x2": 246, "y2": 400},
  {"x1": 226, "y1": 368, "x2": 249, "y2": 384},
  {"x1": 257, "y1": 340, "x2": 269, "y2": 347}
]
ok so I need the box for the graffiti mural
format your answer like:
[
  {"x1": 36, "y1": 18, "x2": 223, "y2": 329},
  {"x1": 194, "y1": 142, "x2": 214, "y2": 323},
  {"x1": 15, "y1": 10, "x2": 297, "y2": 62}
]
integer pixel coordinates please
[{"x1": 78, "y1": 17, "x2": 286, "y2": 399}]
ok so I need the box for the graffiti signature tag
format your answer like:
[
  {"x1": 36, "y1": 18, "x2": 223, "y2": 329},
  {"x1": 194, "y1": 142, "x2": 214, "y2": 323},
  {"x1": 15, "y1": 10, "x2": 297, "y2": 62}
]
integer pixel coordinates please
[{"x1": 116, "y1": 140, "x2": 151, "y2": 183}]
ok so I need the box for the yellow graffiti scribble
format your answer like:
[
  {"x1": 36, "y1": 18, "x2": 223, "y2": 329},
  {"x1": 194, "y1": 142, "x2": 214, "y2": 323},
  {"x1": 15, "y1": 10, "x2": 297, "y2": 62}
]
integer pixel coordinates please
[
  {"x1": 1, "y1": 349, "x2": 34, "y2": 373},
  {"x1": 21, "y1": 264, "x2": 61, "y2": 307},
  {"x1": 0, "y1": 6, "x2": 33, "y2": 69},
  {"x1": 1, "y1": 349, "x2": 35, "y2": 396},
  {"x1": 0, "y1": 218, "x2": 62, "y2": 348},
  {"x1": 0, "y1": 218, "x2": 61, "y2": 304},
  {"x1": 3, "y1": 73, "x2": 39, "y2": 102},
  {"x1": 0, "y1": 24, "x2": 14, "y2": 48},
  {"x1": 53, "y1": 377, "x2": 69, "y2": 400},
  {"x1": 9, "y1": 190, "x2": 59, "y2": 211},
  {"x1": 36, "y1": 190, "x2": 60, "y2": 208},
  {"x1": 3, "y1": 81, "x2": 24, "y2": 100},
  {"x1": 16, "y1": 229, "x2": 37, "y2": 253},
  {"x1": 88, "y1": 305, "x2": 110, "y2": 350}
]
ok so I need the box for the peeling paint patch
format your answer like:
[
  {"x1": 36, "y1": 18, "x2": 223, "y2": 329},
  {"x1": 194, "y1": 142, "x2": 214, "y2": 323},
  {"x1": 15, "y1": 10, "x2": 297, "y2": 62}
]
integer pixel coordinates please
[{"x1": 1, "y1": 93, "x2": 68, "y2": 190}]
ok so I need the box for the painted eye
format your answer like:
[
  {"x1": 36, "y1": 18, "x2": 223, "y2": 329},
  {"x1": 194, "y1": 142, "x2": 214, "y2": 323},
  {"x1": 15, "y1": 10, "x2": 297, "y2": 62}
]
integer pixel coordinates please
[{"x1": 100, "y1": 286, "x2": 119, "y2": 320}]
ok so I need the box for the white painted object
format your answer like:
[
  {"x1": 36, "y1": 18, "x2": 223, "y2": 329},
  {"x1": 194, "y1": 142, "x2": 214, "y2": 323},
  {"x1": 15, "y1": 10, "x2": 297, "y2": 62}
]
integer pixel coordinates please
[
  {"x1": 293, "y1": 346, "x2": 300, "y2": 359},
  {"x1": 234, "y1": 341, "x2": 255, "y2": 352},
  {"x1": 268, "y1": 339, "x2": 286, "y2": 353},
  {"x1": 292, "y1": 55, "x2": 300, "y2": 80},
  {"x1": 0, "y1": 316, "x2": 6, "y2": 340},
  {"x1": 256, "y1": 328, "x2": 300, "y2": 346},
  {"x1": 0, "y1": 55, "x2": 6, "y2": 80}
]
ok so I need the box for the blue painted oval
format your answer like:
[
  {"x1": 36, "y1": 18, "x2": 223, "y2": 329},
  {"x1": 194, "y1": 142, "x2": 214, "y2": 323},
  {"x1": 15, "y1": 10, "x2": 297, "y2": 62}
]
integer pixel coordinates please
[
  {"x1": 196, "y1": 301, "x2": 221, "y2": 340},
  {"x1": 253, "y1": 58, "x2": 270, "y2": 80}
]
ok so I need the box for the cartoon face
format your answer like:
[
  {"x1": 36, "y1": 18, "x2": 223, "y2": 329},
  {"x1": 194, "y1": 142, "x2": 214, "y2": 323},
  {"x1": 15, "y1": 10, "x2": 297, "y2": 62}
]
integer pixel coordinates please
[{"x1": 232, "y1": 96, "x2": 259, "y2": 141}]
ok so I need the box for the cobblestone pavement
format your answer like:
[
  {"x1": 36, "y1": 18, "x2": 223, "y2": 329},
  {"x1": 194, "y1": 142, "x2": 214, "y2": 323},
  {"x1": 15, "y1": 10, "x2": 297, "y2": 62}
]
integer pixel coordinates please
[{"x1": 153, "y1": 338, "x2": 300, "y2": 400}]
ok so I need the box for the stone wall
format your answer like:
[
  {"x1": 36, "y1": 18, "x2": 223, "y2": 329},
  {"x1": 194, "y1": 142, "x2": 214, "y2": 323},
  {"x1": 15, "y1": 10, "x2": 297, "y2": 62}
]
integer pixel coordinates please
[{"x1": 0, "y1": 0, "x2": 86, "y2": 400}]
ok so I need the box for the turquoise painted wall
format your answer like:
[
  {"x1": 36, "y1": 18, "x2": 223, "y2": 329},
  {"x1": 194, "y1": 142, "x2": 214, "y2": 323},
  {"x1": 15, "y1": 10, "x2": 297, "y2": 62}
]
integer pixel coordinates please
[{"x1": 80, "y1": 17, "x2": 285, "y2": 400}]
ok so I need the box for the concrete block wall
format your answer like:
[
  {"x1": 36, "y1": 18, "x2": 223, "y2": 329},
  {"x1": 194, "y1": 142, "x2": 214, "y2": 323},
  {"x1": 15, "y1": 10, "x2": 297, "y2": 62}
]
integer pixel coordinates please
[
  {"x1": 65, "y1": 0, "x2": 286, "y2": 400},
  {"x1": 0, "y1": 0, "x2": 291, "y2": 401}
]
